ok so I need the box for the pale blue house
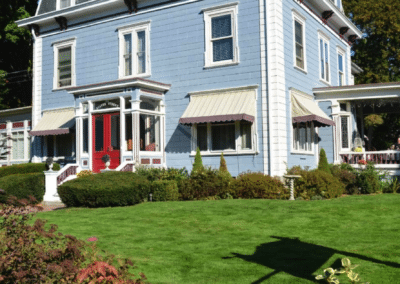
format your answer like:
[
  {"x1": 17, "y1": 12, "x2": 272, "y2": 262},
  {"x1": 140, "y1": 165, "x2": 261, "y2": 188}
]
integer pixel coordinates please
[{"x1": 16, "y1": 0, "x2": 365, "y2": 177}]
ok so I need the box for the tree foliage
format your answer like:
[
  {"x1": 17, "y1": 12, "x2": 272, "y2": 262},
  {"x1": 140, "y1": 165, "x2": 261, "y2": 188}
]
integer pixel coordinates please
[
  {"x1": 343, "y1": 0, "x2": 400, "y2": 83},
  {"x1": 0, "y1": 0, "x2": 38, "y2": 109},
  {"x1": 318, "y1": 148, "x2": 331, "y2": 175}
]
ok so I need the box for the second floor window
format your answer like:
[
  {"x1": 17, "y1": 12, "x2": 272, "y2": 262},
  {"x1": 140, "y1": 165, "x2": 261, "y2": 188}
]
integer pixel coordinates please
[
  {"x1": 57, "y1": 0, "x2": 75, "y2": 9},
  {"x1": 338, "y1": 52, "x2": 344, "y2": 86},
  {"x1": 319, "y1": 34, "x2": 330, "y2": 83},
  {"x1": 118, "y1": 22, "x2": 150, "y2": 78},
  {"x1": 294, "y1": 21, "x2": 304, "y2": 69},
  {"x1": 53, "y1": 39, "x2": 76, "y2": 89},
  {"x1": 203, "y1": 3, "x2": 239, "y2": 68}
]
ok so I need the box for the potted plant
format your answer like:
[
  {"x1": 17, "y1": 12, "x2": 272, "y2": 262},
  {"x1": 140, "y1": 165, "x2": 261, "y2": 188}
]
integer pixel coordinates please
[{"x1": 101, "y1": 154, "x2": 111, "y2": 170}]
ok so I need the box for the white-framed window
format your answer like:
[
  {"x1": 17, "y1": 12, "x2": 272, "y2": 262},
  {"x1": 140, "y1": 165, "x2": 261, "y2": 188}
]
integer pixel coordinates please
[
  {"x1": 339, "y1": 102, "x2": 351, "y2": 150},
  {"x1": 139, "y1": 97, "x2": 161, "y2": 153},
  {"x1": 337, "y1": 47, "x2": 345, "y2": 86},
  {"x1": 318, "y1": 32, "x2": 330, "y2": 83},
  {"x1": 194, "y1": 121, "x2": 253, "y2": 153},
  {"x1": 203, "y1": 3, "x2": 239, "y2": 68},
  {"x1": 118, "y1": 22, "x2": 151, "y2": 78},
  {"x1": 57, "y1": 0, "x2": 75, "y2": 10},
  {"x1": 12, "y1": 131, "x2": 24, "y2": 160},
  {"x1": 292, "y1": 9, "x2": 307, "y2": 71},
  {"x1": 292, "y1": 122, "x2": 315, "y2": 154},
  {"x1": 53, "y1": 39, "x2": 76, "y2": 89}
]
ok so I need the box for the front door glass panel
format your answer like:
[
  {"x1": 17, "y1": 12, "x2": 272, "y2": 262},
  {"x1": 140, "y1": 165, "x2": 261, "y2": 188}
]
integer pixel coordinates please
[{"x1": 95, "y1": 116, "x2": 104, "y2": 152}]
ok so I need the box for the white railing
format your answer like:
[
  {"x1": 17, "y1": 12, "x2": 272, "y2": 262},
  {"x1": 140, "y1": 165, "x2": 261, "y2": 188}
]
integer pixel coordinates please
[
  {"x1": 115, "y1": 161, "x2": 136, "y2": 172},
  {"x1": 340, "y1": 151, "x2": 400, "y2": 165},
  {"x1": 56, "y1": 163, "x2": 80, "y2": 185}
]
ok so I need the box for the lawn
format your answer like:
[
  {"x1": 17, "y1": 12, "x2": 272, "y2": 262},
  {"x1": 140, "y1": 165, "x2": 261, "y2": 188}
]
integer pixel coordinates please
[{"x1": 30, "y1": 194, "x2": 400, "y2": 283}]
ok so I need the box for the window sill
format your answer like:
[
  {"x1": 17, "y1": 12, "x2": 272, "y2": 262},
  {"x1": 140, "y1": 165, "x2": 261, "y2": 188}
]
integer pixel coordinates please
[
  {"x1": 203, "y1": 62, "x2": 239, "y2": 70},
  {"x1": 291, "y1": 151, "x2": 315, "y2": 156},
  {"x1": 139, "y1": 151, "x2": 163, "y2": 156},
  {"x1": 294, "y1": 65, "x2": 308, "y2": 74},
  {"x1": 190, "y1": 150, "x2": 258, "y2": 157},
  {"x1": 119, "y1": 73, "x2": 151, "y2": 80},
  {"x1": 319, "y1": 79, "x2": 331, "y2": 86},
  {"x1": 53, "y1": 85, "x2": 75, "y2": 92}
]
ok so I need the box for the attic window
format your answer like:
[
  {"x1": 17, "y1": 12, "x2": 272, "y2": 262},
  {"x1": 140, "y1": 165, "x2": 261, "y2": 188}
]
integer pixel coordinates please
[{"x1": 57, "y1": 0, "x2": 75, "y2": 10}]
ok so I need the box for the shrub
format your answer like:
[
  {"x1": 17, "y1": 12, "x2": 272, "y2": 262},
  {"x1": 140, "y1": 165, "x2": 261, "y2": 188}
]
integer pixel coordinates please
[
  {"x1": 150, "y1": 180, "x2": 179, "y2": 201},
  {"x1": 0, "y1": 162, "x2": 60, "y2": 178},
  {"x1": 232, "y1": 172, "x2": 288, "y2": 199},
  {"x1": 58, "y1": 172, "x2": 151, "y2": 208},
  {"x1": 331, "y1": 165, "x2": 359, "y2": 195},
  {"x1": 382, "y1": 177, "x2": 400, "y2": 193},
  {"x1": 77, "y1": 170, "x2": 93, "y2": 178},
  {"x1": 0, "y1": 197, "x2": 146, "y2": 283},
  {"x1": 356, "y1": 162, "x2": 382, "y2": 194},
  {"x1": 179, "y1": 167, "x2": 233, "y2": 200},
  {"x1": 192, "y1": 147, "x2": 204, "y2": 173},
  {"x1": 135, "y1": 166, "x2": 165, "y2": 182},
  {"x1": 0, "y1": 173, "x2": 45, "y2": 204},
  {"x1": 295, "y1": 170, "x2": 344, "y2": 200},
  {"x1": 318, "y1": 148, "x2": 331, "y2": 174}
]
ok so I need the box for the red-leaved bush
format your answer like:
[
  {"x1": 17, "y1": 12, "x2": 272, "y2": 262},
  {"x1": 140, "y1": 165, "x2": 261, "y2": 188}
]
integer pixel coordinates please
[{"x1": 0, "y1": 195, "x2": 148, "y2": 284}]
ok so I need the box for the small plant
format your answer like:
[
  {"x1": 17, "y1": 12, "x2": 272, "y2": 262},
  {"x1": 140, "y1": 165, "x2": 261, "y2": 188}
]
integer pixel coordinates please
[
  {"x1": 77, "y1": 170, "x2": 93, "y2": 178},
  {"x1": 358, "y1": 159, "x2": 367, "y2": 166},
  {"x1": 192, "y1": 147, "x2": 204, "y2": 173},
  {"x1": 316, "y1": 258, "x2": 369, "y2": 284},
  {"x1": 318, "y1": 148, "x2": 331, "y2": 174}
]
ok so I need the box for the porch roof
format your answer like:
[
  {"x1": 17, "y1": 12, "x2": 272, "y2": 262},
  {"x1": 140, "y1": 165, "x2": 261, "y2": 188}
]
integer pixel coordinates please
[
  {"x1": 292, "y1": 92, "x2": 335, "y2": 127},
  {"x1": 179, "y1": 86, "x2": 257, "y2": 125},
  {"x1": 313, "y1": 82, "x2": 400, "y2": 101},
  {"x1": 30, "y1": 107, "x2": 75, "y2": 136}
]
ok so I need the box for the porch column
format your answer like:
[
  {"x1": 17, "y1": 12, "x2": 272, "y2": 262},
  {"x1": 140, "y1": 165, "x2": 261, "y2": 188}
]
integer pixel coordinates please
[
  {"x1": 331, "y1": 100, "x2": 341, "y2": 164},
  {"x1": 131, "y1": 100, "x2": 140, "y2": 165}
]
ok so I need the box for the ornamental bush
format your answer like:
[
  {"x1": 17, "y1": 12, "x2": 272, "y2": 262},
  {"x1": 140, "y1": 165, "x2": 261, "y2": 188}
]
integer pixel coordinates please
[
  {"x1": 192, "y1": 147, "x2": 204, "y2": 173},
  {"x1": 150, "y1": 180, "x2": 179, "y2": 201},
  {"x1": 318, "y1": 148, "x2": 331, "y2": 174},
  {"x1": 356, "y1": 162, "x2": 382, "y2": 194},
  {"x1": 331, "y1": 164, "x2": 359, "y2": 195},
  {"x1": 58, "y1": 172, "x2": 151, "y2": 208},
  {"x1": 0, "y1": 162, "x2": 60, "y2": 179},
  {"x1": 295, "y1": 170, "x2": 344, "y2": 200},
  {"x1": 231, "y1": 172, "x2": 288, "y2": 199},
  {"x1": 0, "y1": 173, "x2": 45, "y2": 204},
  {"x1": 0, "y1": 197, "x2": 147, "y2": 283}
]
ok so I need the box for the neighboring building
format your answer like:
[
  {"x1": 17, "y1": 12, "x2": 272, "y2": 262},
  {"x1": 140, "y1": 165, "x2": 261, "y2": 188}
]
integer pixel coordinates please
[
  {"x1": 0, "y1": 107, "x2": 32, "y2": 166},
  {"x1": 15, "y1": 0, "x2": 367, "y2": 176}
]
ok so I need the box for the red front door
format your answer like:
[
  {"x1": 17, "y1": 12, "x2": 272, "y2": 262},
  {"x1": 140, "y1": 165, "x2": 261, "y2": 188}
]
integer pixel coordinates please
[{"x1": 92, "y1": 113, "x2": 120, "y2": 173}]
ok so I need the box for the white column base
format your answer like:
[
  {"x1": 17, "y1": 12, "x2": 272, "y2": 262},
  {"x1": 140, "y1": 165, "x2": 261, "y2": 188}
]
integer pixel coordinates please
[{"x1": 44, "y1": 171, "x2": 61, "y2": 202}]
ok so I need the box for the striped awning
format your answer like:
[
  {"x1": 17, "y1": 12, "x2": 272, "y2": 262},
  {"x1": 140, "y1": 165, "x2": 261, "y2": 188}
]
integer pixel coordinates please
[
  {"x1": 30, "y1": 108, "x2": 75, "y2": 136},
  {"x1": 292, "y1": 92, "x2": 335, "y2": 127},
  {"x1": 179, "y1": 88, "x2": 256, "y2": 124}
]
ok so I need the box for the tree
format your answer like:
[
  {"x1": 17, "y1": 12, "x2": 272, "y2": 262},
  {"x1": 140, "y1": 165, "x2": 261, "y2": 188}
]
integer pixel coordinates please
[
  {"x1": 318, "y1": 148, "x2": 331, "y2": 175},
  {"x1": 192, "y1": 147, "x2": 204, "y2": 173},
  {"x1": 218, "y1": 153, "x2": 231, "y2": 178},
  {"x1": 343, "y1": 0, "x2": 400, "y2": 84},
  {"x1": 0, "y1": 0, "x2": 38, "y2": 109}
]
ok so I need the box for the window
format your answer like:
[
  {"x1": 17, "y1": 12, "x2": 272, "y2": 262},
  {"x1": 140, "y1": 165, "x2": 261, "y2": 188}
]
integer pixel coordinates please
[
  {"x1": 12, "y1": 132, "x2": 24, "y2": 160},
  {"x1": 337, "y1": 50, "x2": 345, "y2": 86},
  {"x1": 195, "y1": 121, "x2": 253, "y2": 153},
  {"x1": 341, "y1": 116, "x2": 350, "y2": 149},
  {"x1": 139, "y1": 98, "x2": 161, "y2": 152},
  {"x1": 319, "y1": 33, "x2": 330, "y2": 83},
  {"x1": 292, "y1": 122, "x2": 314, "y2": 153},
  {"x1": 203, "y1": 3, "x2": 239, "y2": 68},
  {"x1": 57, "y1": 0, "x2": 75, "y2": 9},
  {"x1": 118, "y1": 22, "x2": 150, "y2": 78},
  {"x1": 292, "y1": 10, "x2": 307, "y2": 71},
  {"x1": 53, "y1": 39, "x2": 76, "y2": 89},
  {"x1": 82, "y1": 118, "x2": 88, "y2": 153}
]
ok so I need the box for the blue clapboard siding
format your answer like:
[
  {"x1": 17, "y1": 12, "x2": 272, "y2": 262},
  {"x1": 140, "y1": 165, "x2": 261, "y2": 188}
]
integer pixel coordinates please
[
  {"x1": 39, "y1": 0, "x2": 265, "y2": 176},
  {"x1": 282, "y1": 0, "x2": 348, "y2": 169}
]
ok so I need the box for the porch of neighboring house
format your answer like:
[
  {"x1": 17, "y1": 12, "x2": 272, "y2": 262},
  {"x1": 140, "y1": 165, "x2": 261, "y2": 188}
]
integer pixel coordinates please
[{"x1": 314, "y1": 82, "x2": 400, "y2": 176}]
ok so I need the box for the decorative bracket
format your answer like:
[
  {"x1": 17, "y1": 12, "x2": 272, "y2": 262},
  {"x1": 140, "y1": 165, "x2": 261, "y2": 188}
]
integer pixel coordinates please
[
  {"x1": 28, "y1": 24, "x2": 40, "y2": 36},
  {"x1": 124, "y1": 0, "x2": 138, "y2": 13},
  {"x1": 348, "y1": 35, "x2": 357, "y2": 43},
  {"x1": 339, "y1": 27, "x2": 350, "y2": 36},
  {"x1": 55, "y1": 16, "x2": 68, "y2": 31},
  {"x1": 322, "y1": 10, "x2": 334, "y2": 24}
]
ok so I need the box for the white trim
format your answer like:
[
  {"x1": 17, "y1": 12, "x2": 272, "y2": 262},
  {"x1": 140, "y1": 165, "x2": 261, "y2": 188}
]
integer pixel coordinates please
[
  {"x1": 337, "y1": 46, "x2": 345, "y2": 86},
  {"x1": 118, "y1": 22, "x2": 151, "y2": 79},
  {"x1": 57, "y1": 0, "x2": 76, "y2": 11},
  {"x1": 266, "y1": 0, "x2": 287, "y2": 176},
  {"x1": 117, "y1": 20, "x2": 151, "y2": 31},
  {"x1": 53, "y1": 38, "x2": 76, "y2": 90},
  {"x1": 203, "y1": 2, "x2": 239, "y2": 68},
  {"x1": 318, "y1": 31, "x2": 330, "y2": 84},
  {"x1": 292, "y1": 9, "x2": 307, "y2": 72},
  {"x1": 291, "y1": 121, "x2": 316, "y2": 155},
  {"x1": 51, "y1": 37, "x2": 77, "y2": 46}
]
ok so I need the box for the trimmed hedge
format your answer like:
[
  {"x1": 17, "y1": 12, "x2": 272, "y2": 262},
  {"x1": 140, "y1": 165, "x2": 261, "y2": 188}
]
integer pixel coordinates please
[
  {"x1": 0, "y1": 173, "x2": 45, "y2": 204},
  {"x1": 0, "y1": 162, "x2": 60, "y2": 179},
  {"x1": 295, "y1": 170, "x2": 345, "y2": 200},
  {"x1": 150, "y1": 180, "x2": 179, "y2": 201},
  {"x1": 232, "y1": 172, "x2": 288, "y2": 199},
  {"x1": 58, "y1": 171, "x2": 151, "y2": 208}
]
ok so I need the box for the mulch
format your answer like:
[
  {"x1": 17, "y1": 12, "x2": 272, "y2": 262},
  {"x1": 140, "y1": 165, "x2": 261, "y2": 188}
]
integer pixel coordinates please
[{"x1": 25, "y1": 203, "x2": 67, "y2": 213}]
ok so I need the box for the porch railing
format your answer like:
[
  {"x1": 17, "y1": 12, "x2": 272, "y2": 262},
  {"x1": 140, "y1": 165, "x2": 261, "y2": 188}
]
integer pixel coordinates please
[
  {"x1": 56, "y1": 163, "x2": 79, "y2": 185},
  {"x1": 340, "y1": 151, "x2": 400, "y2": 165},
  {"x1": 115, "y1": 161, "x2": 136, "y2": 172}
]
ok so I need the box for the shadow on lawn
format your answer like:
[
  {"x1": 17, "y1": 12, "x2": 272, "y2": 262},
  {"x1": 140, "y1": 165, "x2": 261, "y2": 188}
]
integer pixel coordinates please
[{"x1": 223, "y1": 236, "x2": 400, "y2": 283}]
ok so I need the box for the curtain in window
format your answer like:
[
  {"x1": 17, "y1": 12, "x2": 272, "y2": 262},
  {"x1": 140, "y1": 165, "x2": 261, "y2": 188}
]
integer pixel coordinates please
[
  {"x1": 240, "y1": 122, "x2": 252, "y2": 150},
  {"x1": 212, "y1": 15, "x2": 233, "y2": 62},
  {"x1": 137, "y1": 31, "x2": 146, "y2": 74},
  {"x1": 58, "y1": 47, "x2": 72, "y2": 87},
  {"x1": 295, "y1": 21, "x2": 304, "y2": 69},
  {"x1": 12, "y1": 132, "x2": 24, "y2": 160},
  {"x1": 124, "y1": 34, "x2": 132, "y2": 76}
]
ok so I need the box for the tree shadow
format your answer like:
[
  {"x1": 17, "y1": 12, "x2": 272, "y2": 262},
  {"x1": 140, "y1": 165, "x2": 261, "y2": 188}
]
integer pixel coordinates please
[{"x1": 223, "y1": 236, "x2": 400, "y2": 283}]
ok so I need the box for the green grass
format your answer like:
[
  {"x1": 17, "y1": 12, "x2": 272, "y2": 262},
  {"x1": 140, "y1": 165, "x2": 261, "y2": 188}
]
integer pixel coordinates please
[{"x1": 30, "y1": 194, "x2": 400, "y2": 283}]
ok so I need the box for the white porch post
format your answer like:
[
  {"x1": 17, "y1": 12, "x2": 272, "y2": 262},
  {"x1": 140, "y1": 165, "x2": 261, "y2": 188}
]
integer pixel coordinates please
[
  {"x1": 330, "y1": 100, "x2": 341, "y2": 164},
  {"x1": 131, "y1": 100, "x2": 140, "y2": 165},
  {"x1": 44, "y1": 171, "x2": 61, "y2": 203}
]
